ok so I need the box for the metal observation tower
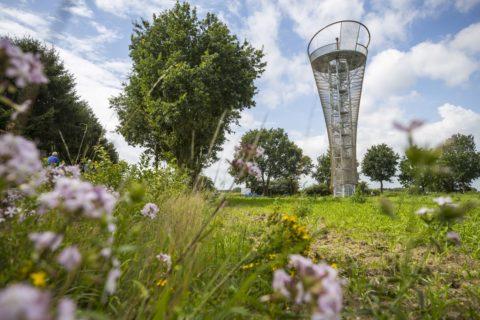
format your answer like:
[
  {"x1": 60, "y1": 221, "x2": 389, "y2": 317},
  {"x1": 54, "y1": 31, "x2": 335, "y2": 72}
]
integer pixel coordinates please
[{"x1": 308, "y1": 20, "x2": 370, "y2": 197}]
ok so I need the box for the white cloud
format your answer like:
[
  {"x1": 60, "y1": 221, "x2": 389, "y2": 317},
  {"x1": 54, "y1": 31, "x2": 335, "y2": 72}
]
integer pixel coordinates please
[
  {"x1": 278, "y1": 0, "x2": 365, "y2": 41},
  {"x1": 363, "y1": 22, "x2": 480, "y2": 107},
  {"x1": 416, "y1": 103, "x2": 480, "y2": 146},
  {"x1": 0, "y1": 4, "x2": 52, "y2": 39},
  {"x1": 451, "y1": 22, "x2": 480, "y2": 54},
  {"x1": 239, "y1": 0, "x2": 315, "y2": 109},
  {"x1": 454, "y1": 0, "x2": 480, "y2": 12},
  {"x1": 66, "y1": 0, "x2": 94, "y2": 18},
  {"x1": 57, "y1": 21, "x2": 121, "y2": 60},
  {"x1": 93, "y1": 0, "x2": 174, "y2": 18}
]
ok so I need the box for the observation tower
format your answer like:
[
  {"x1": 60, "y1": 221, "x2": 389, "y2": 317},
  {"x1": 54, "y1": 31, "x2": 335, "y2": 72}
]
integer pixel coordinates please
[{"x1": 307, "y1": 20, "x2": 370, "y2": 197}]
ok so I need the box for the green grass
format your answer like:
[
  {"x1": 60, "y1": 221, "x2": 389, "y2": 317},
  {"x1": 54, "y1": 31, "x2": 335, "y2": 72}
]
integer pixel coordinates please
[
  {"x1": 2, "y1": 191, "x2": 479, "y2": 319},
  {"x1": 224, "y1": 192, "x2": 480, "y2": 319}
]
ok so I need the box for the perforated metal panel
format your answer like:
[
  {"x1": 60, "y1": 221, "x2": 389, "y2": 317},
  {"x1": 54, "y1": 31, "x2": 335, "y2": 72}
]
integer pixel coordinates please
[{"x1": 308, "y1": 21, "x2": 370, "y2": 197}]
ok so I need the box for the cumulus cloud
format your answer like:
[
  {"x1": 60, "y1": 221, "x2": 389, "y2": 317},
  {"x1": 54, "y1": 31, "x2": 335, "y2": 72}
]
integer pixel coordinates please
[{"x1": 363, "y1": 21, "x2": 480, "y2": 107}]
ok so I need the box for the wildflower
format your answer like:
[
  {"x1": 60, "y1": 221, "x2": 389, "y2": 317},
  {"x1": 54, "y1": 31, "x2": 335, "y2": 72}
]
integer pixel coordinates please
[
  {"x1": 156, "y1": 279, "x2": 168, "y2": 287},
  {"x1": 101, "y1": 247, "x2": 112, "y2": 258},
  {"x1": 0, "y1": 283, "x2": 51, "y2": 320},
  {"x1": 256, "y1": 146, "x2": 265, "y2": 157},
  {"x1": 11, "y1": 100, "x2": 31, "y2": 120},
  {"x1": 272, "y1": 269, "x2": 293, "y2": 298},
  {"x1": 29, "y1": 232, "x2": 63, "y2": 252},
  {"x1": 107, "y1": 222, "x2": 116, "y2": 233},
  {"x1": 416, "y1": 207, "x2": 432, "y2": 216},
  {"x1": 446, "y1": 231, "x2": 461, "y2": 245},
  {"x1": 246, "y1": 162, "x2": 262, "y2": 180},
  {"x1": 57, "y1": 246, "x2": 82, "y2": 271},
  {"x1": 0, "y1": 134, "x2": 43, "y2": 191},
  {"x1": 105, "y1": 267, "x2": 121, "y2": 295},
  {"x1": 270, "y1": 255, "x2": 343, "y2": 320},
  {"x1": 393, "y1": 120, "x2": 424, "y2": 133},
  {"x1": 241, "y1": 262, "x2": 255, "y2": 270},
  {"x1": 141, "y1": 203, "x2": 159, "y2": 219},
  {"x1": 57, "y1": 298, "x2": 76, "y2": 320},
  {"x1": 433, "y1": 196, "x2": 452, "y2": 206},
  {"x1": 30, "y1": 271, "x2": 47, "y2": 287},
  {"x1": 0, "y1": 38, "x2": 48, "y2": 88},
  {"x1": 38, "y1": 177, "x2": 117, "y2": 218},
  {"x1": 156, "y1": 253, "x2": 172, "y2": 271}
]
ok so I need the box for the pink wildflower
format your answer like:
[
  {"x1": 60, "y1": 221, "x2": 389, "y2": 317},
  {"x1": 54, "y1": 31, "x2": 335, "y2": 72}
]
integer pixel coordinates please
[
  {"x1": 0, "y1": 284, "x2": 51, "y2": 320},
  {"x1": 0, "y1": 38, "x2": 48, "y2": 88},
  {"x1": 156, "y1": 253, "x2": 172, "y2": 271},
  {"x1": 29, "y1": 232, "x2": 63, "y2": 252},
  {"x1": 0, "y1": 134, "x2": 43, "y2": 191},
  {"x1": 57, "y1": 246, "x2": 82, "y2": 271},
  {"x1": 38, "y1": 177, "x2": 117, "y2": 218},
  {"x1": 57, "y1": 298, "x2": 76, "y2": 320},
  {"x1": 141, "y1": 203, "x2": 159, "y2": 219},
  {"x1": 446, "y1": 231, "x2": 461, "y2": 245},
  {"x1": 105, "y1": 268, "x2": 121, "y2": 295}
]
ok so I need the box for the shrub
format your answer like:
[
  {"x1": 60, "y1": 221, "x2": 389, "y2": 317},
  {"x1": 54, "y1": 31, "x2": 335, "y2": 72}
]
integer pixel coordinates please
[
  {"x1": 356, "y1": 181, "x2": 370, "y2": 195},
  {"x1": 269, "y1": 178, "x2": 299, "y2": 196},
  {"x1": 303, "y1": 183, "x2": 331, "y2": 196}
]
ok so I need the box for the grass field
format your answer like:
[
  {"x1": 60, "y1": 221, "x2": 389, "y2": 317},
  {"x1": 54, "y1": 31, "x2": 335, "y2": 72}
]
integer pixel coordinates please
[
  {"x1": 223, "y1": 193, "x2": 480, "y2": 319},
  {"x1": 2, "y1": 188, "x2": 480, "y2": 319}
]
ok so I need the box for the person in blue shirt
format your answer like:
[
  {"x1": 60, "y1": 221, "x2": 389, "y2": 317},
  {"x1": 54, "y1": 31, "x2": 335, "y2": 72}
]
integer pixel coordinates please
[{"x1": 47, "y1": 152, "x2": 60, "y2": 166}]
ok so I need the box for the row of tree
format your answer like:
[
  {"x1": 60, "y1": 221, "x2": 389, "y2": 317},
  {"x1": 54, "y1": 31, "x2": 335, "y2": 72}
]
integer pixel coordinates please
[
  {"x1": 229, "y1": 129, "x2": 480, "y2": 195},
  {"x1": 315, "y1": 134, "x2": 480, "y2": 193},
  {"x1": 0, "y1": 38, "x2": 118, "y2": 163}
]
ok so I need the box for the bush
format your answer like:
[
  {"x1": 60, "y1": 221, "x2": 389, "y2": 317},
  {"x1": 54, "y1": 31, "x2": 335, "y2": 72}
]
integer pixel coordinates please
[
  {"x1": 269, "y1": 178, "x2": 299, "y2": 196},
  {"x1": 303, "y1": 183, "x2": 331, "y2": 196},
  {"x1": 356, "y1": 181, "x2": 370, "y2": 196}
]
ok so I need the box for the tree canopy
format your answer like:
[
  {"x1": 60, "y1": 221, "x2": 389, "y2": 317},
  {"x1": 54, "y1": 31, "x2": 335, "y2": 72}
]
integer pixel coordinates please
[
  {"x1": 312, "y1": 151, "x2": 331, "y2": 188},
  {"x1": 0, "y1": 37, "x2": 117, "y2": 163},
  {"x1": 229, "y1": 128, "x2": 311, "y2": 195},
  {"x1": 111, "y1": 2, "x2": 265, "y2": 179},
  {"x1": 439, "y1": 134, "x2": 480, "y2": 192},
  {"x1": 361, "y1": 143, "x2": 399, "y2": 192}
]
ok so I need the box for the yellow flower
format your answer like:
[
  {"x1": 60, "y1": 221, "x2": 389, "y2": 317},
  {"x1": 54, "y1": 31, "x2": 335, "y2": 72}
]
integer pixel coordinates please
[
  {"x1": 331, "y1": 263, "x2": 338, "y2": 269},
  {"x1": 302, "y1": 234, "x2": 310, "y2": 240},
  {"x1": 281, "y1": 214, "x2": 297, "y2": 223},
  {"x1": 268, "y1": 254, "x2": 277, "y2": 260},
  {"x1": 156, "y1": 279, "x2": 168, "y2": 287},
  {"x1": 30, "y1": 271, "x2": 47, "y2": 287},
  {"x1": 241, "y1": 263, "x2": 255, "y2": 270}
]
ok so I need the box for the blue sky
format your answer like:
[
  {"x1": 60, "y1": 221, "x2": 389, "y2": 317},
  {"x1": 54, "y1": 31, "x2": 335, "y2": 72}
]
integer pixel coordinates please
[{"x1": 1, "y1": 0, "x2": 480, "y2": 189}]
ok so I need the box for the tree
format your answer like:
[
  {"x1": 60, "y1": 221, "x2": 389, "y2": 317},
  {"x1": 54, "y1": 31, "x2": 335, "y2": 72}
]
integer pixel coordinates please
[
  {"x1": 361, "y1": 143, "x2": 399, "y2": 193},
  {"x1": 229, "y1": 128, "x2": 311, "y2": 195},
  {"x1": 0, "y1": 37, "x2": 118, "y2": 163},
  {"x1": 439, "y1": 134, "x2": 480, "y2": 192},
  {"x1": 111, "y1": 2, "x2": 265, "y2": 179},
  {"x1": 312, "y1": 151, "x2": 331, "y2": 188}
]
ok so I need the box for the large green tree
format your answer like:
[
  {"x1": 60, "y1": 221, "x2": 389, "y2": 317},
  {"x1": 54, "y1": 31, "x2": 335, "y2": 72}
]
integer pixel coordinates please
[
  {"x1": 0, "y1": 37, "x2": 117, "y2": 163},
  {"x1": 312, "y1": 151, "x2": 331, "y2": 188},
  {"x1": 111, "y1": 2, "x2": 265, "y2": 179},
  {"x1": 439, "y1": 134, "x2": 480, "y2": 192},
  {"x1": 361, "y1": 143, "x2": 399, "y2": 193},
  {"x1": 229, "y1": 128, "x2": 311, "y2": 195}
]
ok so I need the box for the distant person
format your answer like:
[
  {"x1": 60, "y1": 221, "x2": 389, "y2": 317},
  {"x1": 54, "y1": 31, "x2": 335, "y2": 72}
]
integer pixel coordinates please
[{"x1": 47, "y1": 152, "x2": 60, "y2": 166}]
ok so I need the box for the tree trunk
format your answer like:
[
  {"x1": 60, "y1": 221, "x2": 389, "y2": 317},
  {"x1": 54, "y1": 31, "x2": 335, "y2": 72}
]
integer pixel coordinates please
[
  {"x1": 264, "y1": 176, "x2": 270, "y2": 196},
  {"x1": 380, "y1": 180, "x2": 384, "y2": 193}
]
